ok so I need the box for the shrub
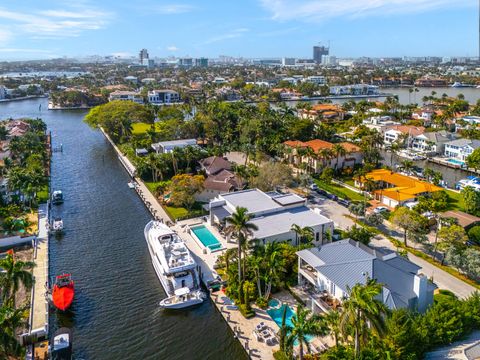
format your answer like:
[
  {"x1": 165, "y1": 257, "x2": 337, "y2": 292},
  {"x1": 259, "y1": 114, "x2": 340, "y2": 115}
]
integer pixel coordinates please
[
  {"x1": 238, "y1": 304, "x2": 255, "y2": 319},
  {"x1": 255, "y1": 297, "x2": 268, "y2": 309},
  {"x1": 468, "y1": 225, "x2": 480, "y2": 244}
]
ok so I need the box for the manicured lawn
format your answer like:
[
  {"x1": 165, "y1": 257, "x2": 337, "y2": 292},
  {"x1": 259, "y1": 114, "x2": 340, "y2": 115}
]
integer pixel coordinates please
[
  {"x1": 314, "y1": 179, "x2": 365, "y2": 201},
  {"x1": 445, "y1": 189, "x2": 465, "y2": 212},
  {"x1": 36, "y1": 185, "x2": 49, "y2": 203},
  {"x1": 131, "y1": 122, "x2": 162, "y2": 135},
  {"x1": 164, "y1": 203, "x2": 206, "y2": 221}
]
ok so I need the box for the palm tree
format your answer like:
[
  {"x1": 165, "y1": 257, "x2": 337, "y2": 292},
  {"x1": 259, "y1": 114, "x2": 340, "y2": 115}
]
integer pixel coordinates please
[
  {"x1": 278, "y1": 305, "x2": 293, "y2": 357},
  {"x1": 400, "y1": 159, "x2": 414, "y2": 175},
  {"x1": 319, "y1": 148, "x2": 333, "y2": 169},
  {"x1": 0, "y1": 253, "x2": 34, "y2": 304},
  {"x1": 340, "y1": 280, "x2": 388, "y2": 357},
  {"x1": 287, "y1": 305, "x2": 328, "y2": 360},
  {"x1": 324, "y1": 309, "x2": 341, "y2": 347},
  {"x1": 332, "y1": 144, "x2": 347, "y2": 171},
  {"x1": 304, "y1": 147, "x2": 316, "y2": 174},
  {"x1": 290, "y1": 224, "x2": 303, "y2": 246},
  {"x1": 224, "y1": 207, "x2": 258, "y2": 303},
  {"x1": 0, "y1": 304, "x2": 27, "y2": 357}
]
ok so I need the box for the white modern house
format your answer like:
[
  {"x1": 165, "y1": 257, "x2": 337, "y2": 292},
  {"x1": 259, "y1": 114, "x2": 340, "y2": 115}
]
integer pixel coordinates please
[
  {"x1": 297, "y1": 240, "x2": 436, "y2": 313},
  {"x1": 148, "y1": 90, "x2": 181, "y2": 105},
  {"x1": 383, "y1": 125, "x2": 425, "y2": 146},
  {"x1": 409, "y1": 131, "x2": 458, "y2": 155},
  {"x1": 108, "y1": 91, "x2": 144, "y2": 104},
  {"x1": 151, "y1": 139, "x2": 197, "y2": 154},
  {"x1": 0, "y1": 85, "x2": 7, "y2": 100},
  {"x1": 444, "y1": 139, "x2": 480, "y2": 162},
  {"x1": 208, "y1": 189, "x2": 334, "y2": 245}
]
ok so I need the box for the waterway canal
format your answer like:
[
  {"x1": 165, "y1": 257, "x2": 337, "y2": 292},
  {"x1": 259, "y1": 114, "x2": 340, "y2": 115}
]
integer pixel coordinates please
[{"x1": 0, "y1": 98, "x2": 246, "y2": 360}]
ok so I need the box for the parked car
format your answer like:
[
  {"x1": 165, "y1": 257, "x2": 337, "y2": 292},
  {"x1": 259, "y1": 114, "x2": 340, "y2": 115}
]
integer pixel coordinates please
[
  {"x1": 374, "y1": 206, "x2": 389, "y2": 214},
  {"x1": 309, "y1": 183, "x2": 319, "y2": 191},
  {"x1": 337, "y1": 198, "x2": 351, "y2": 207},
  {"x1": 316, "y1": 189, "x2": 328, "y2": 196}
]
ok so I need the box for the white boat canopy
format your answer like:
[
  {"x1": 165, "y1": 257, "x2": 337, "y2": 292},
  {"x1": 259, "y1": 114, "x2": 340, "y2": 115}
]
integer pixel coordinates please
[{"x1": 174, "y1": 287, "x2": 191, "y2": 296}]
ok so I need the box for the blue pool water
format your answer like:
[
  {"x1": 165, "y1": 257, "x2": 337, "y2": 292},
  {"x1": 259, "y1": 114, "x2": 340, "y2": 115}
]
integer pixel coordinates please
[
  {"x1": 268, "y1": 299, "x2": 280, "y2": 308},
  {"x1": 266, "y1": 304, "x2": 313, "y2": 343},
  {"x1": 447, "y1": 158, "x2": 465, "y2": 166},
  {"x1": 191, "y1": 225, "x2": 222, "y2": 250}
]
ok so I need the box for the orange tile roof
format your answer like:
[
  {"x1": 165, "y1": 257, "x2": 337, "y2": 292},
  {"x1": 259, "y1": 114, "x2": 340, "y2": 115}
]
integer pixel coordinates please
[
  {"x1": 312, "y1": 104, "x2": 341, "y2": 112},
  {"x1": 284, "y1": 139, "x2": 361, "y2": 154},
  {"x1": 366, "y1": 169, "x2": 442, "y2": 202},
  {"x1": 386, "y1": 125, "x2": 425, "y2": 136}
]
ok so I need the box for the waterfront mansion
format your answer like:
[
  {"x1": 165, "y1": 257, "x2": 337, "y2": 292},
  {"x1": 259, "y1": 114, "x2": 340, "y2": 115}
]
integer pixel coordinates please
[{"x1": 208, "y1": 189, "x2": 334, "y2": 245}]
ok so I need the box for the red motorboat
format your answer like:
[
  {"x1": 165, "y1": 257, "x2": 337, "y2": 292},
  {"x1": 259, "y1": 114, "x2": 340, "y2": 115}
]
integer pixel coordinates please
[{"x1": 52, "y1": 274, "x2": 74, "y2": 311}]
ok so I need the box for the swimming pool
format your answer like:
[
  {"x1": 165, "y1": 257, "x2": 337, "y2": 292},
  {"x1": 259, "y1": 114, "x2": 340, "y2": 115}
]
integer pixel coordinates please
[
  {"x1": 447, "y1": 158, "x2": 465, "y2": 166},
  {"x1": 190, "y1": 225, "x2": 223, "y2": 251},
  {"x1": 267, "y1": 304, "x2": 313, "y2": 343}
]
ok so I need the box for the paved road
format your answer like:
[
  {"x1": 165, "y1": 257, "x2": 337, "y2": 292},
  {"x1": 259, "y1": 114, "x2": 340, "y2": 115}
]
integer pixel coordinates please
[{"x1": 308, "y1": 195, "x2": 478, "y2": 299}]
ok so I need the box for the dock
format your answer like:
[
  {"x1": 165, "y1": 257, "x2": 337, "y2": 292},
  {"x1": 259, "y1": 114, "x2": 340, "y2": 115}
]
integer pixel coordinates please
[{"x1": 22, "y1": 203, "x2": 49, "y2": 351}]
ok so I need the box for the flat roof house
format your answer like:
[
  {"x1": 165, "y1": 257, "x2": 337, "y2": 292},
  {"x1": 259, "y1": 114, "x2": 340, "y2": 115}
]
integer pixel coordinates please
[
  {"x1": 444, "y1": 138, "x2": 480, "y2": 162},
  {"x1": 297, "y1": 239, "x2": 436, "y2": 313},
  {"x1": 108, "y1": 90, "x2": 144, "y2": 104},
  {"x1": 151, "y1": 139, "x2": 197, "y2": 154},
  {"x1": 208, "y1": 189, "x2": 334, "y2": 245}
]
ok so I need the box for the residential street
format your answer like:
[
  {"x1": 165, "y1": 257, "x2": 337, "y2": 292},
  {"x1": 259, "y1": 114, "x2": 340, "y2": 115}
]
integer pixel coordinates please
[{"x1": 309, "y1": 196, "x2": 477, "y2": 299}]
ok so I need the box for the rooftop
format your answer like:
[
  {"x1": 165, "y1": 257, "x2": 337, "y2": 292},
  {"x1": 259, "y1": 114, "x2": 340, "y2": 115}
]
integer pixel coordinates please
[{"x1": 284, "y1": 139, "x2": 361, "y2": 154}]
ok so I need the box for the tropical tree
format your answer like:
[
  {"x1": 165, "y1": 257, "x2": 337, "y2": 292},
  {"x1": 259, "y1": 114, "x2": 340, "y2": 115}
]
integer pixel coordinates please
[
  {"x1": 287, "y1": 305, "x2": 328, "y2": 360},
  {"x1": 340, "y1": 280, "x2": 388, "y2": 356},
  {"x1": 332, "y1": 144, "x2": 347, "y2": 171},
  {"x1": 437, "y1": 224, "x2": 468, "y2": 265},
  {"x1": 290, "y1": 224, "x2": 314, "y2": 246},
  {"x1": 0, "y1": 253, "x2": 34, "y2": 304},
  {"x1": 0, "y1": 304, "x2": 27, "y2": 358},
  {"x1": 224, "y1": 207, "x2": 258, "y2": 303},
  {"x1": 324, "y1": 309, "x2": 341, "y2": 347}
]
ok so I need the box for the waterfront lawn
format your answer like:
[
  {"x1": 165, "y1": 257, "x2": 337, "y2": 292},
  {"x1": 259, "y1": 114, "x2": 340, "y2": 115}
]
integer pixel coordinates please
[
  {"x1": 164, "y1": 202, "x2": 206, "y2": 221},
  {"x1": 131, "y1": 122, "x2": 162, "y2": 135},
  {"x1": 445, "y1": 189, "x2": 465, "y2": 212},
  {"x1": 36, "y1": 185, "x2": 49, "y2": 204},
  {"x1": 314, "y1": 179, "x2": 365, "y2": 201}
]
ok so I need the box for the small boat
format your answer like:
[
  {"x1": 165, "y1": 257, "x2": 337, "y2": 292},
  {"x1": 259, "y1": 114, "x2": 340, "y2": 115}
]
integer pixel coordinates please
[
  {"x1": 159, "y1": 287, "x2": 205, "y2": 309},
  {"x1": 50, "y1": 218, "x2": 64, "y2": 234},
  {"x1": 127, "y1": 181, "x2": 136, "y2": 189},
  {"x1": 52, "y1": 274, "x2": 75, "y2": 311},
  {"x1": 51, "y1": 190, "x2": 64, "y2": 205},
  {"x1": 51, "y1": 327, "x2": 72, "y2": 360}
]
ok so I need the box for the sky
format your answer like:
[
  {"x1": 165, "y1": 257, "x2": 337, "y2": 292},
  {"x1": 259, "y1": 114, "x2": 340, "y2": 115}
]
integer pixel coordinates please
[{"x1": 0, "y1": 0, "x2": 478, "y2": 60}]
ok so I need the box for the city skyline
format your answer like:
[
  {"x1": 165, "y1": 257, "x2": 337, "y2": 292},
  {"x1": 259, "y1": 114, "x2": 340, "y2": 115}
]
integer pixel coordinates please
[{"x1": 0, "y1": 0, "x2": 477, "y2": 60}]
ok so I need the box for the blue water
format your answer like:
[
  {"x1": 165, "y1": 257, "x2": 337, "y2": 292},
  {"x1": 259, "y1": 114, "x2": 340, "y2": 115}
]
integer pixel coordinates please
[
  {"x1": 267, "y1": 304, "x2": 313, "y2": 343},
  {"x1": 448, "y1": 159, "x2": 465, "y2": 166},
  {"x1": 191, "y1": 225, "x2": 222, "y2": 250},
  {"x1": 268, "y1": 299, "x2": 280, "y2": 308}
]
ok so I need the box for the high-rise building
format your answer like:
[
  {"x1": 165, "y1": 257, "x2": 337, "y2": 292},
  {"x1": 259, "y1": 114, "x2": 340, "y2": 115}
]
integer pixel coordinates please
[
  {"x1": 313, "y1": 45, "x2": 329, "y2": 64},
  {"x1": 139, "y1": 48, "x2": 149, "y2": 65}
]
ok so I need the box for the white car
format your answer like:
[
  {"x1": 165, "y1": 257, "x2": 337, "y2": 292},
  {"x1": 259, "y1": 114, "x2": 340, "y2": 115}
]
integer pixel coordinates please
[
  {"x1": 374, "y1": 206, "x2": 389, "y2": 214},
  {"x1": 309, "y1": 183, "x2": 318, "y2": 191}
]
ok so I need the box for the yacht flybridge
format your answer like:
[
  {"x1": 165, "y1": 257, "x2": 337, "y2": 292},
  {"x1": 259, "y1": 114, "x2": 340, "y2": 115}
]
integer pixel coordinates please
[{"x1": 144, "y1": 220, "x2": 204, "y2": 309}]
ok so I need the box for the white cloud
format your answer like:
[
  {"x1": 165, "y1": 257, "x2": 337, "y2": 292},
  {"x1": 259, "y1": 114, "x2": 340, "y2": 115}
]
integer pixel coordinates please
[
  {"x1": 0, "y1": 28, "x2": 12, "y2": 43},
  {"x1": 153, "y1": 4, "x2": 195, "y2": 14},
  {"x1": 167, "y1": 45, "x2": 179, "y2": 52},
  {"x1": 0, "y1": 48, "x2": 53, "y2": 53},
  {"x1": 201, "y1": 28, "x2": 249, "y2": 45},
  {"x1": 259, "y1": 0, "x2": 473, "y2": 21},
  {"x1": 0, "y1": 4, "x2": 112, "y2": 39}
]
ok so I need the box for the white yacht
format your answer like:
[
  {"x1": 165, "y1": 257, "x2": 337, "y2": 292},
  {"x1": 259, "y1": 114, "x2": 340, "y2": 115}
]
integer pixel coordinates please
[
  {"x1": 50, "y1": 218, "x2": 64, "y2": 234},
  {"x1": 159, "y1": 287, "x2": 205, "y2": 309},
  {"x1": 144, "y1": 220, "x2": 204, "y2": 308}
]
